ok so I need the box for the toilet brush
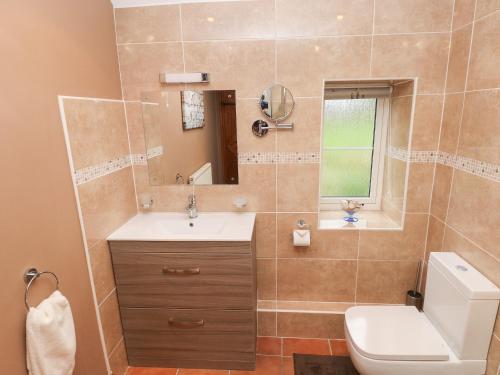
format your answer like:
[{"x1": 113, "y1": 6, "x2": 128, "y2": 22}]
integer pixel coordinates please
[{"x1": 406, "y1": 260, "x2": 423, "y2": 311}]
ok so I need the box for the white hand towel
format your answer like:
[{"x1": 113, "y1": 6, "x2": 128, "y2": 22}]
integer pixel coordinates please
[{"x1": 26, "y1": 290, "x2": 76, "y2": 375}]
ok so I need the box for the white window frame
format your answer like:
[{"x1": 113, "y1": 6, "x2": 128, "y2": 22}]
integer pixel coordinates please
[{"x1": 320, "y1": 97, "x2": 390, "y2": 211}]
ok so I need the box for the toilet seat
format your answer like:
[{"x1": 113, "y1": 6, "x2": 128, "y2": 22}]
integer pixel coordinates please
[
  {"x1": 344, "y1": 306, "x2": 486, "y2": 375},
  {"x1": 345, "y1": 305, "x2": 449, "y2": 361}
]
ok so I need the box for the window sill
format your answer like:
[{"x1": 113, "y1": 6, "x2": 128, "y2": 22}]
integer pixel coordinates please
[{"x1": 319, "y1": 210, "x2": 403, "y2": 231}]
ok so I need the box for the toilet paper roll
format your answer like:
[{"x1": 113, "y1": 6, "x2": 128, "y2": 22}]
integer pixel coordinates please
[{"x1": 293, "y1": 229, "x2": 311, "y2": 246}]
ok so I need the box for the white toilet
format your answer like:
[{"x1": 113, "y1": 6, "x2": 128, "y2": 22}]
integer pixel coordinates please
[{"x1": 345, "y1": 252, "x2": 500, "y2": 375}]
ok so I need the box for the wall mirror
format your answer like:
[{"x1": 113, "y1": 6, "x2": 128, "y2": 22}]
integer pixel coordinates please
[
  {"x1": 141, "y1": 90, "x2": 238, "y2": 186},
  {"x1": 259, "y1": 84, "x2": 295, "y2": 122}
]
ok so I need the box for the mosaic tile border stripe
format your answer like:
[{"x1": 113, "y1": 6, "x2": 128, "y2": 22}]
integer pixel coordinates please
[
  {"x1": 387, "y1": 147, "x2": 438, "y2": 163},
  {"x1": 75, "y1": 147, "x2": 164, "y2": 184},
  {"x1": 238, "y1": 152, "x2": 320, "y2": 164},
  {"x1": 74, "y1": 155, "x2": 131, "y2": 185},
  {"x1": 438, "y1": 151, "x2": 499, "y2": 182},
  {"x1": 387, "y1": 147, "x2": 499, "y2": 181},
  {"x1": 75, "y1": 149, "x2": 499, "y2": 185}
]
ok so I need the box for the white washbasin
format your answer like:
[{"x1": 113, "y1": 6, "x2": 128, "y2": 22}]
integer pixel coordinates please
[{"x1": 107, "y1": 212, "x2": 256, "y2": 241}]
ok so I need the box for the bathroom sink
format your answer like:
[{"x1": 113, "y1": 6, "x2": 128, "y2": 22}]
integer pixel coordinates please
[{"x1": 107, "y1": 212, "x2": 255, "y2": 241}]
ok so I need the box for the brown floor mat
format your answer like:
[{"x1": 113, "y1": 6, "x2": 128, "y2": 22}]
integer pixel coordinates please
[{"x1": 293, "y1": 354, "x2": 360, "y2": 375}]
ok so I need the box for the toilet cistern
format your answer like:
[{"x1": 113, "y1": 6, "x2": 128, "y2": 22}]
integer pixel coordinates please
[{"x1": 186, "y1": 193, "x2": 198, "y2": 219}]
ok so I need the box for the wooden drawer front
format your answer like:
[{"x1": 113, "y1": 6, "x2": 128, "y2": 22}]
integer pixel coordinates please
[
  {"x1": 109, "y1": 240, "x2": 252, "y2": 254},
  {"x1": 113, "y1": 253, "x2": 254, "y2": 309},
  {"x1": 122, "y1": 308, "x2": 256, "y2": 363}
]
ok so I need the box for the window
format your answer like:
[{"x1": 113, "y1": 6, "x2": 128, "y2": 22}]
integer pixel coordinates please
[{"x1": 320, "y1": 85, "x2": 390, "y2": 210}]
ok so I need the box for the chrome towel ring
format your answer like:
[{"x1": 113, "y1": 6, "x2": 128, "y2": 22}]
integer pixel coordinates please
[{"x1": 24, "y1": 268, "x2": 60, "y2": 311}]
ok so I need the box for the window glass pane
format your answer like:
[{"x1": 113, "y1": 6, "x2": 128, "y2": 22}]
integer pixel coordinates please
[
  {"x1": 323, "y1": 99, "x2": 377, "y2": 148},
  {"x1": 320, "y1": 150, "x2": 373, "y2": 197}
]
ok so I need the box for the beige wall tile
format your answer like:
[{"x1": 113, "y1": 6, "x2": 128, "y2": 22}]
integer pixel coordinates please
[
  {"x1": 99, "y1": 290, "x2": 123, "y2": 355},
  {"x1": 257, "y1": 258, "x2": 277, "y2": 300},
  {"x1": 359, "y1": 214, "x2": 428, "y2": 260},
  {"x1": 356, "y1": 260, "x2": 419, "y2": 303},
  {"x1": 256, "y1": 213, "x2": 277, "y2": 258},
  {"x1": 467, "y1": 12, "x2": 500, "y2": 90},
  {"x1": 258, "y1": 311, "x2": 277, "y2": 337},
  {"x1": 277, "y1": 98, "x2": 322, "y2": 153},
  {"x1": 371, "y1": 34, "x2": 450, "y2": 94},
  {"x1": 64, "y1": 99, "x2": 129, "y2": 170},
  {"x1": 277, "y1": 312, "x2": 345, "y2": 339},
  {"x1": 494, "y1": 308, "x2": 500, "y2": 338},
  {"x1": 88, "y1": 240, "x2": 116, "y2": 304},
  {"x1": 115, "y1": 5, "x2": 181, "y2": 43},
  {"x1": 439, "y1": 93, "x2": 464, "y2": 154},
  {"x1": 446, "y1": 26, "x2": 472, "y2": 93},
  {"x1": 277, "y1": 259, "x2": 356, "y2": 301},
  {"x1": 486, "y1": 334, "x2": 500, "y2": 375},
  {"x1": 382, "y1": 157, "x2": 407, "y2": 214},
  {"x1": 194, "y1": 164, "x2": 276, "y2": 212},
  {"x1": 184, "y1": 40, "x2": 275, "y2": 99},
  {"x1": 237, "y1": 99, "x2": 276, "y2": 153},
  {"x1": 374, "y1": 0, "x2": 453, "y2": 33},
  {"x1": 411, "y1": 95, "x2": 444, "y2": 150},
  {"x1": 443, "y1": 225, "x2": 500, "y2": 287},
  {"x1": 390, "y1": 96, "x2": 412, "y2": 150},
  {"x1": 459, "y1": 90, "x2": 500, "y2": 164},
  {"x1": 125, "y1": 102, "x2": 146, "y2": 154},
  {"x1": 133, "y1": 165, "x2": 192, "y2": 212},
  {"x1": 406, "y1": 163, "x2": 434, "y2": 213},
  {"x1": 475, "y1": 0, "x2": 500, "y2": 19},
  {"x1": 181, "y1": 0, "x2": 275, "y2": 41},
  {"x1": 277, "y1": 164, "x2": 319, "y2": 212},
  {"x1": 108, "y1": 339, "x2": 128, "y2": 375},
  {"x1": 447, "y1": 170, "x2": 500, "y2": 259},
  {"x1": 275, "y1": 0, "x2": 373, "y2": 37},
  {"x1": 277, "y1": 213, "x2": 358, "y2": 259},
  {"x1": 430, "y1": 164, "x2": 453, "y2": 221},
  {"x1": 392, "y1": 80, "x2": 415, "y2": 97},
  {"x1": 277, "y1": 37, "x2": 371, "y2": 97},
  {"x1": 426, "y1": 215, "x2": 445, "y2": 257},
  {"x1": 118, "y1": 43, "x2": 184, "y2": 101},
  {"x1": 78, "y1": 167, "x2": 137, "y2": 248},
  {"x1": 453, "y1": 0, "x2": 476, "y2": 30}
]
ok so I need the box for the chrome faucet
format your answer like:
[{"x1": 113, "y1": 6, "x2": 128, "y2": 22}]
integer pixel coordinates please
[{"x1": 186, "y1": 194, "x2": 198, "y2": 219}]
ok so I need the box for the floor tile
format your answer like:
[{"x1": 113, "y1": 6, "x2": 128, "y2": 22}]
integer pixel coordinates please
[
  {"x1": 127, "y1": 368, "x2": 178, "y2": 375},
  {"x1": 231, "y1": 355, "x2": 281, "y2": 375},
  {"x1": 281, "y1": 357, "x2": 295, "y2": 375},
  {"x1": 178, "y1": 370, "x2": 228, "y2": 375},
  {"x1": 331, "y1": 339, "x2": 349, "y2": 356},
  {"x1": 282, "y1": 338, "x2": 331, "y2": 356},
  {"x1": 256, "y1": 337, "x2": 282, "y2": 356}
]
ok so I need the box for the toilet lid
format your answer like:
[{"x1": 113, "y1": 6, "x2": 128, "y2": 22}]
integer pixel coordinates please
[{"x1": 345, "y1": 306, "x2": 450, "y2": 361}]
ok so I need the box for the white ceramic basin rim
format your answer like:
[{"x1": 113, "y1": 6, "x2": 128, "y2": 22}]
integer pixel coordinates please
[{"x1": 107, "y1": 212, "x2": 256, "y2": 241}]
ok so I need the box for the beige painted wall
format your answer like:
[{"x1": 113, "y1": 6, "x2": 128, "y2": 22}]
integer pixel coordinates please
[{"x1": 0, "y1": 1, "x2": 122, "y2": 374}]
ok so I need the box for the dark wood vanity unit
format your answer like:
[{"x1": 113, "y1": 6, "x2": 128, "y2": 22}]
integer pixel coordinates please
[{"x1": 108, "y1": 234, "x2": 257, "y2": 371}]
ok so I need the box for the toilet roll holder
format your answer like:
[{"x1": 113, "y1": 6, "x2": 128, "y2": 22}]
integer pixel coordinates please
[{"x1": 296, "y1": 219, "x2": 311, "y2": 230}]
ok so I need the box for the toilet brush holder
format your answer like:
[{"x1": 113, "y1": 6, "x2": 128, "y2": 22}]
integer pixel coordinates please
[
  {"x1": 406, "y1": 290, "x2": 423, "y2": 311},
  {"x1": 406, "y1": 260, "x2": 423, "y2": 310}
]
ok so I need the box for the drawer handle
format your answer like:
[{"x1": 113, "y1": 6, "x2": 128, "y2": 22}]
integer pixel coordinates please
[
  {"x1": 162, "y1": 267, "x2": 200, "y2": 276},
  {"x1": 168, "y1": 317, "x2": 205, "y2": 329}
]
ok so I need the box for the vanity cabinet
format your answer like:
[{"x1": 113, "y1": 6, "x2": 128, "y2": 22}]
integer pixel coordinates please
[{"x1": 108, "y1": 235, "x2": 257, "y2": 371}]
